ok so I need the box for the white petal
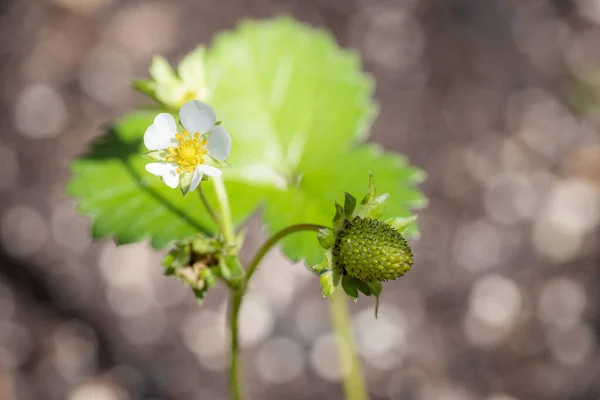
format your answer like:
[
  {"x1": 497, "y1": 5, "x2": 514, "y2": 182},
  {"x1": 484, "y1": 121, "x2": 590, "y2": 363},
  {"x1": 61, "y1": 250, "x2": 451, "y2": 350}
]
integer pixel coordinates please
[
  {"x1": 145, "y1": 162, "x2": 179, "y2": 189},
  {"x1": 162, "y1": 168, "x2": 179, "y2": 189},
  {"x1": 189, "y1": 169, "x2": 203, "y2": 192},
  {"x1": 145, "y1": 162, "x2": 171, "y2": 177},
  {"x1": 206, "y1": 126, "x2": 231, "y2": 160},
  {"x1": 144, "y1": 113, "x2": 178, "y2": 150},
  {"x1": 196, "y1": 165, "x2": 222, "y2": 177},
  {"x1": 179, "y1": 100, "x2": 216, "y2": 134}
]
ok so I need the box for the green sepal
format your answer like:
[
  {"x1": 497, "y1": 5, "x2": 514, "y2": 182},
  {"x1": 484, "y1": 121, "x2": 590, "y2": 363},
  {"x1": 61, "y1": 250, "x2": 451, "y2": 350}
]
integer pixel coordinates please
[
  {"x1": 191, "y1": 235, "x2": 221, "y2": 254},
  {"x1": 319, "y1": 269, "x2": 335, "y2": 297},
  {"x1": 361, "y1": 172, "x2": 376, "y2": 205},
  {"x1": 317, "y1": 228, "x2": 335, "y2": 249},
  {"x1": 190, "y1": 269, "x2": 216, "y2": 305},
  {"x1": 332, "y1": 268, "x2": 342, "y2": 287},
  {"x1": 142, "y1": 150, "x2": 168, "y2": 161},
  {"x1": 333, "y1": 202, "x2": 345, "y2": 230},
  {"x1": 364, "y1": 194, "x2": 390, "y2": 219},
  {"x1": 367, "y1": 280, "x2": 382, "y2": 296},
  {"x1": 341, "y1": 275, "x2": 359, "y2": 301},
  {"x1": 344, "y1": 192, "x2": 357, "y2": 219},
  {"x1": 312, "y1": 251, "x2": 332, "y2": 273},
  {"x1": 207, "y1": 158, "x2": 232, "y2": 171},
  {"x1": 163, "y1": 267, "x2": 176, "y2": 276},
  {"x1": 199, "y1": 268, "x2": 217, "y2": 287},
  {"x1": 132, "y1": 79, "x2": 156, "y2": 98},
  {"x1": 385, "y1": 216, "x2": 417, "y2": 233},
  {"x1": 192, "y1": 288, "x2": 208, "y2": 305},
  {"x1": 215, "y1": 121, "x2": 222, "y2": 126},
  {"x1": 227, "y1": 229, "x2": 246, "y2": 255},
  {"x1": 217, "y1": 257, "x2": 231, "y2": 280},
  {"x1": 223, "y1": 255, "x2": 244, "y2": 280},
  {"x1": 162, "y1": 244, "x2": 191, "y2": 270},
  {"x1": 355, "y1": 278, "x2": 373, "y2": 297},
  {"x1": 179, "y1": 172, "x2": 193, "y2": 197},
  {"x1": 345, "y1": 275, "x2": 373, "y2": 297},
  {"x1": 367, "y1": 281, "x2": 382, "y2": 318}
]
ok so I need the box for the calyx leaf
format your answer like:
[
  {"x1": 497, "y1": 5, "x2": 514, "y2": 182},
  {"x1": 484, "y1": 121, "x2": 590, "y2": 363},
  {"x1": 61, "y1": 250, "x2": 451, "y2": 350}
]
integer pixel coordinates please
[{"x1": 344, "y1": 192, "x2": 357, "y2": 218}]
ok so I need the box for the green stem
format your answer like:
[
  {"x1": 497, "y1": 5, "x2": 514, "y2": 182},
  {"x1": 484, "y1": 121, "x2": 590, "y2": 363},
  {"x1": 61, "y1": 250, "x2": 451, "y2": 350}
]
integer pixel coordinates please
[
  {"x1": 245, "y1": 224, "x2": 325, "y2": 282},
  {"x1": 228, "y1": 288, "x2": 244, "y2": 400},
  {"x1": 198, "y1": 185, "x2": 220, "y2": 227},
  {"x1": 213, "y1": 176, "x2": 235, "y2": 246},
  {"x1": 330, "y1": 289, "x2": 369, "y2": 400},
  {"x1": 211, "y1": 176, "x2": 241, "y2": 399},
  {"x1": 226, "y1": 223, "x2": 325, "y2": 400}
]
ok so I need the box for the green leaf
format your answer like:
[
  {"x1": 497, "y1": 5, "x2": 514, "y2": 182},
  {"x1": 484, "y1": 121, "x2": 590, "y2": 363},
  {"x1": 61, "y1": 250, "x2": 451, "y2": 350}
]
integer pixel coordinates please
[
  {"x1": 67, "y1": 111, "x2": 264, "y2": 248},
  {"x1": 207, "y1": 17, "x2": 376, "y2": 187}
]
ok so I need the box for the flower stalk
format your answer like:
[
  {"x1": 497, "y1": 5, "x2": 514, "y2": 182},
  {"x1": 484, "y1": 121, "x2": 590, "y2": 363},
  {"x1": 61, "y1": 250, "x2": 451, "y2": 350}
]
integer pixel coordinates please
[
  {"x1": 213, "y1": 176, "x2": 235, "y2": 247},
  {"x1": 225, "y1": 223, "x2": 326, "y2": 400},
  {"x1": 330, "y1": 289, "x2": 368, "y2": 400},
  {"x1": 228, "y1": 287, "x2": 244, "y2": 400}
]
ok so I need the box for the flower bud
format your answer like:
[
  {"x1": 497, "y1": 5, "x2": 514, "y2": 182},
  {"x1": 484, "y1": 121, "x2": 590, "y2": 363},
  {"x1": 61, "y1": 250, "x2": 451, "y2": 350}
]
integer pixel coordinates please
[{"x1": 162, "y1": 234, "x2": 233, "y2": 304}]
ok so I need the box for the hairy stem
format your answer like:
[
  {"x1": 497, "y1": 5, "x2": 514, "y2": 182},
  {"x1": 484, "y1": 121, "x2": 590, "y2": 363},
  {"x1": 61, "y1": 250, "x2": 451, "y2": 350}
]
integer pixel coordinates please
[
  {"x1": 198, "y1": 185, "x2": 220, "y2": 227},
  {"x1": 229, "y1": 288, "x2": 244, "y2": 400},
  {"x1": 213, "y1": 176, "x2": 235, "y2": 246},
  {"x1": 330, "y1": 289, "x2": 369, "y2": 400},
  {"x1": 227, "y1": 223, "x2": 325, "y2": 400},
  {"x1": 245, "y1": 224, "x2": 326, "y2": 282}
]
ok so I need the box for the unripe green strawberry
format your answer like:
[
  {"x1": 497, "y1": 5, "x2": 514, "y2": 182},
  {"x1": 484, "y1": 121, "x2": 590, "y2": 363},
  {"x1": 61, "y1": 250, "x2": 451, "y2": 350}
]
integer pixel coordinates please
[{"x1": 332, "y1": 217, "x2": 413, "y2": 282}]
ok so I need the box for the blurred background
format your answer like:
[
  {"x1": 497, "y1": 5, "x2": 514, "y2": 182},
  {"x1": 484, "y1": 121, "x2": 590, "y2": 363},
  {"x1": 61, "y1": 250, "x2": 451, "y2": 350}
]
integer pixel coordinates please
[{"x1": 1, "y1": 0, "x2": 600, "y2": 399}]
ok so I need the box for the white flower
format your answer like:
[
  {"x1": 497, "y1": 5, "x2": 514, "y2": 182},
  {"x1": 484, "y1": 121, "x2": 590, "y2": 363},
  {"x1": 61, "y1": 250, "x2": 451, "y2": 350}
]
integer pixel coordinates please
[
  {"x1": 150, "y1": 46, "x2": 210, "y2": 109},
  {"x1": 144, "y1": 100, "x2": 231, "y2": 193}
]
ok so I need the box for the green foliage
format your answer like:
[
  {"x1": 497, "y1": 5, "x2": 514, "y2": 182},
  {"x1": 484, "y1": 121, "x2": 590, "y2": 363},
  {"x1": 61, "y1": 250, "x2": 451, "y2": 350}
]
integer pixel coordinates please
[
  {"x1": 67, "y1": 17, "x2": 426, "y2": 265},
  {"x1": 207, "y1": 18, "x2": 376, "y2": 186}
]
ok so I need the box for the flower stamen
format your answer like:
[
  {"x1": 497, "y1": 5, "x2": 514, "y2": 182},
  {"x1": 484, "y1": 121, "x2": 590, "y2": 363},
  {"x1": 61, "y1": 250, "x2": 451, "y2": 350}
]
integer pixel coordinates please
[{"x1": 169, "y1": 130, "x2": 207, "y2": 173}]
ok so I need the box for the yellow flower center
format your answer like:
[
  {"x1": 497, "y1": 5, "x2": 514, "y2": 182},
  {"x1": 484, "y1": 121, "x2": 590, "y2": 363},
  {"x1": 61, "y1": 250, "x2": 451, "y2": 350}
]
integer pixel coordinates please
[{"x1": 166, "y1": 130, "x2": 208, "y2": 174}]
